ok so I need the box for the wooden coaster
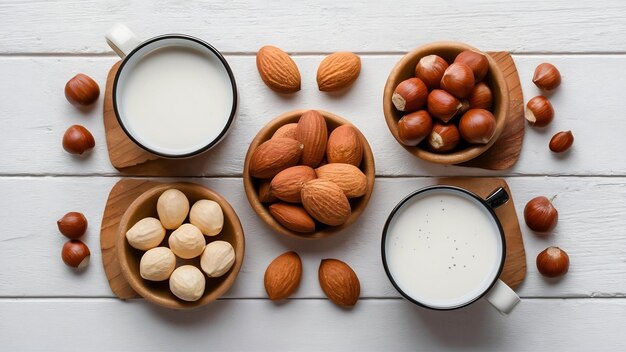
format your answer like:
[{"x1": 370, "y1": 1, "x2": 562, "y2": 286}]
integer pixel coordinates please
[{"x1": 438, "y1": 177, "x2": 526, "y2": 289}]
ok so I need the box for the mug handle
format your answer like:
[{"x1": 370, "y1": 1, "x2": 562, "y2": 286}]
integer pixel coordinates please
[
  {"x1": 105, "y1": 24, "x2": 141, "y2": 58},
  {"x1": 484, "y1": 279, "x2": 521, "y2": 314}
]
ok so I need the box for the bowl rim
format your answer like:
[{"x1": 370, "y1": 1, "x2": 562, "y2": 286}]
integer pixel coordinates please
[
  {"x1": 382, "y1": 41, "x2": 509, "y2": 165},
  {"x1": 116, "y1": 182, "x2": 245, "y2": 309},
  {"x1": 242, "y1": 109, "x2": 376, "y2": 240}
]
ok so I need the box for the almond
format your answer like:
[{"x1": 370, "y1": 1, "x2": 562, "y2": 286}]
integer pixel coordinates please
[
  {"x1": 269, "y1": 203, "x2": 316, "y2": 233},
  {"x1": 315, "y1": 163, "x2": 367, "y2": 198},
  {"x1": 319, "y1": 259, "x2": 360, "y2": 306},
  {"x1": 258, "y1": 179, "x2": 277, "y2": 203},
  {"x1": 249, "y1": 138, "x2": 303, "y2": 179},
  {"x1": 317, "y1": 52, "x2": 361, "y2": 92},
  {"x1": 256, "y1": 46, "x2": 301, "y2": 93},
  {"x1": 270, "y1": 165, "x2": 317, "y2": 203},
  {"x1": 326, "y1": 125, "x2": 363, "y2": 166},
  {"x1": 272, "y1": 123, "x2": 298, "y2": 140},
  {"x1": 301, "y1": 179, "x2": 351, "y2": 226},
  {"x1": 296, "y1": 110, "x2": 328, "y2": 167},
  {"x1": 264, "y1": 251, "x2": 303, "y2": 300}
]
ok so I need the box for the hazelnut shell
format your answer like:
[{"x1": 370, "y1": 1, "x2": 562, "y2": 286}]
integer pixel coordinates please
[
  {"x1": 415, "y1": 54, "x2": 448, "y2": 90},
  {"x1": 454, "y1": 50, "x2": 489, "y2": 82},
  {"x1": 440, "y1": 63, "x2": 475, "y2": 98},
  {"x1": 427, "y1": 121, "x2": 460, "y2": 152},
  {"x1": 533, "y1": 63, "x2": 561, "y2": 91},
  {"x1": 459, "y1": 109, "x2": 496, "y2": 144},
  {"x1": 392, "y1": 78, "x2": 428, "y2": 112},
  {"x1": 65, "y1": 73, "x2": 100, "y2": 106},
  {"x1": 57, "y1": 212, "x2": 88, "y2": 239},
  {"x1": 62, "y1": 240, "x2": 90, "y2": 269},
  {"x1": 536, "y1": 246, "x2": 569, "y2": 278},
  {"x1": 397, "y1": 110, "x2": 433, "y2": 146},
  {"x1": 62, "y1": 125, "x2": 95, "y2": 155},
  {"x1": 525, "y1": 96, "x2": 554, "y2": 127},
  {"x1": 549, "y1": 131, "x2": 574, "y2": 153},
  {"x1": 524, "y1": 196, "x2": 558, "y2": 232}
]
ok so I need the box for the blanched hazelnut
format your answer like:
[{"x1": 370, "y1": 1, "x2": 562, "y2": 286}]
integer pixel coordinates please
[
  {"x1": 168, "y1": 223, "x2": 206, "y2": 259},
  {"x1": 200, "y1": 241, "x2": 236, "y2": 277},
  {"x1": 397, "y1": 110, "x2": 433, "y2": 146},
  {"x1": 189, "y1": 199, "x2": 224, "y2": 236},
  {"x1": 140, "y1": 247, "x2": 176, "y2": 281},
  {"x1": 169, "y1": 265, "x2": 206, "y2": 302},
  {"x1": 125, "y1": 217, "x2": 166, "y2": 250},
  {"x1": 157, "y1": 189, "x2": 190, "y2": 230}
]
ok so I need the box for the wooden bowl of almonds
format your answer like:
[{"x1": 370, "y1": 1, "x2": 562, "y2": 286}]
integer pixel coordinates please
[
  {"x1": 243, "y1": 109, "x2": 375, "y2": 240},
  {"x1": 117, "y1": 182, "x2": 245, "y2": 309}
]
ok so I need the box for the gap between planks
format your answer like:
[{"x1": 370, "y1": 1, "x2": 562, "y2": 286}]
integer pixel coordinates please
[{"x1": 0, "y1": 296, "x2": 624, "y2": 301}]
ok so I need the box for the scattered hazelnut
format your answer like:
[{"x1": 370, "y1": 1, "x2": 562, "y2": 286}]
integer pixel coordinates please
[
  {"x1": 459, "y1": 109, "x2": 496, "y2": 144},
  {"x1": 189, "y1": 199, "x2": 224, "y2": 236},
  {"x1": 169, "y1": 265, "x2": 206, "y2": 302},
  {"x1": 454, "y1": 50, "x2": 489, "y2": 82},
  {"x1": 525, "y1": 96, "x2": 554, "y2": 127},
  {"x1": 549, "y1": 131, "x2": 574, "y2": 153},
  {"x1": 157, "y1": 189, "x2": 190, "y2": 230},
  {"x1": 440, "y1": 63, "x2": 475, "y2": 98},
  {"x1": 200, "y1": 241, "x2": 236, "y2": 278},
  {"x1": 427, "y1": 121, "x2": 460, "y2": 152},
  {"x1": 427, "y1": 89, "x2": 465, "y2": 122},
  {"x1": 468, "y1": 82, "x2": 493, "y2": 110},
  {"x1": 414, "y1": 55, "x2": 448, "y2": 89},
  {"x1": 140, "y1": 247, "x2": 176, "y2": 281},
  {"x1": 392, "y1": 78, "x2": 428, "y2": 112},
  {"x1": 168, "y1": 223, "x2": 206, "y2": 259},
  {"x1": 57, "y1": 212, "x2": 88, "y2": 239},
  {"x1": 397, "y1": 110, "x2": 433, "y2": 146},
  {"x1": 533, "y1": 63, "x2": 561, "y2": 91},
  {"x1": 65, "y1": 73, "x2": 100, "y2": 106},
  {"x1": 62, "y1": 125, "x2": 95, "y2": 155},
  {"x1": 125, "y1": 217, "x2": 166, "y2": 251},
  {"x1": 524, "y1": 196, "x2": 558, "y2": 233},
  {"x1": 61, "y1": 240, "x2": 90, "y2": 269},
  {"x1": 536, "y1": 247, "x2": 569, "y2": 278}
]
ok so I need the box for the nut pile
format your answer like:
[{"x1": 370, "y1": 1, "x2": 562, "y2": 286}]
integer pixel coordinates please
[
  {"x1": 249, "y1": 110, "x2": 368, "y2": 233},
  {"x1": 63, "y1": 74, "x2": 99, "y2": 155},
  {"x1": 392, "y1": 50, "x2": 497, "y2": 152},
  {"x1": 125, "y1": 189, "x2": 235, "y2": 302}
]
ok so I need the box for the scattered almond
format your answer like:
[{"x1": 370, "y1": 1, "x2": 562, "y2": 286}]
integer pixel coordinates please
[
  {"x1": 326, "y1": 125, "x2": 363, "y2": 166},
  {"x1": 272, "y1": 123, "x2": 298, "y2": 140},
  {"x1": 249, "y1": 138, "x2": 303, "y2": 178},
  {"x1": 319, "y1": 259, "x2": 360, "y2": 306},
  {"x1": 270, "y1": 165, "x2": 317, "y2": 203},
  {"x1": 317, "y1": 52, "x2": 361, "y2": 92},
  {"x1": 301, "y1": 179, "x2": 351, "y2": 226},
  {"x1": 264, "y1": 251, "x2": 303, "y2": 300},
  {"x1": 296, "y1": 110, "x2": 328, "y2": 167},
  {"x1": 256, "y1": 45, "x2": 301, "y2": 93},
  {"x1": 269, "y1": 203, "x2": 316, "y2": 233},
  {"x1": 315, "y1": 163, "x2": 367, "y2": 198}
]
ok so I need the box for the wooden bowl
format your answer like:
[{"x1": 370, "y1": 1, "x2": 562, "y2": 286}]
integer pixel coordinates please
[
  {"x1": 117, "y1": 182, "x2": 245, "y2": 309},
  {"x1": 383, "y1": 41, "x2": 509, "y2": 164},
  {"x1": 243, "y1": 109, "x2": 375, "y2": 240}
]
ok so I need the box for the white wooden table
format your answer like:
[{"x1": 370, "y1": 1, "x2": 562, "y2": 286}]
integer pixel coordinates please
[{"x1": 2, "y1": 1, "x2": 626, "y2": 350}]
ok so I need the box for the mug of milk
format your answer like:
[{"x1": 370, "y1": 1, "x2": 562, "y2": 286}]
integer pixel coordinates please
[
  {"x1": 381, "y1": 186, "x2": 520, "y2": 314},
  {"x1": 105, "y1": 24, "x2": 237, "y2": 158}
]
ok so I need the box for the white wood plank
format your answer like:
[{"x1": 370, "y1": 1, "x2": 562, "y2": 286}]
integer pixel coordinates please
[
  {"x1": 1, "y1": 176, "x2": 624, "y2": 298},
  {"x1": 1, "y1": 0, "x2": 625, "y2": 54},
  {"x1": 0, "y1": 298, "x2": 624, "y2": 351},
  {"x1": 1, "y1": 55, "x2": 625, "y2": 176}
]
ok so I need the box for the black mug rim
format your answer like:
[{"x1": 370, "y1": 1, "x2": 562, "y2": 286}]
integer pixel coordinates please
[
  {"x1": 112, "y1": 34, "x2": 238, "y2": 159},
  {"x1": 380, "y1": 185, "x2": 507, "y2": 311}
]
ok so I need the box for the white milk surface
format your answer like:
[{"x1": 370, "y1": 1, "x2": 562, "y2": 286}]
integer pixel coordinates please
[
  {"x1": 384, "y1": 190, "x2": 502, "y2": 309},
  {"x1": 119, "y1": 46, "x2": 233, "y2": 155}
]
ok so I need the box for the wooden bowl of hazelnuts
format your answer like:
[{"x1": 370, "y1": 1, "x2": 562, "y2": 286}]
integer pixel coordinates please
[{"x1": 383, "y1": 41, "x2": 509, "y2": 164}]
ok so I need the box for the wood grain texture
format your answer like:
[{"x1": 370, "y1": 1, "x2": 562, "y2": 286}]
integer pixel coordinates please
[
  {"x1": 1, "y1": 55, "x2": 623, "y2": 176},
  {"x1": 1, "y1": 0, "x2": 626, "y2": 54},
  {"x1": 1, "y1": 299, "x2": 626, "y2": 351}
]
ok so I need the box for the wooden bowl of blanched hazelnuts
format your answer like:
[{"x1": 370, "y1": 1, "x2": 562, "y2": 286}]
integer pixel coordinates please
[{"x1": 383, "y1": 41, "x2": 509, "y2": 164}]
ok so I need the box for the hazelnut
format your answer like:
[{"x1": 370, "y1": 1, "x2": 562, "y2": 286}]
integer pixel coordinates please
[
  {"x1": 454, "y1": 50, "x2": 489, "y2": 82},
  {"x1": 397, "y1": 110, "x2": 433, "y2": 146},
  {"x1": 427, "y1": 121, "x2": 460, "y2": 152},
  {"x1": 440, "y1": 63, "x2": 475, "y2": 98},
  {"x1": 125, "y1": 217, "x2": 166, "y2": 251},
  {"x1": 140, "y1": 247, "x2": 176, "y2": 281},
  {"x1": 169, "y1": 265, "x2": 206, "y2": 302},
  {"x1": 524, "y1": 196, "x2": 558, "y2": 233},
  {"x1": 62, "y1": 125, "x2": 95, "y2": 155},
  {"x1": 536, "y1": 247, "x2": 569, "y2": 278},
  {"x1": 459, "y1": 109, "x2": 496, "y2": 144},
  {"x1": 61, "y1": 240, "x2": 90, "y2": 269},
  {"x1": 65, "y1": 73, "x2": 100, "y2": 106},
  {"x1": 427, "y1": 89, "x2": 465, "y2": 122},
  {"x1": 189, "y1": 199, "x2": 224, "y2": 236},
  {"x1": 57, "y1": 212, "x2": 88, "y2": 239},
  {"x1": 533, "y1": 63, "x2": 561, "y2": 90},
  {"x1": 525, "y1": 96, "x2": 554, "y2": 127},
  {"x1": 168, "y1": 223, "x2": 206, "y2": 259},
  {"x1": 392, "y1": 78, "x2": 428, "y2": 112},
  {"x1": 157, "y1": 189, "x2": 190, "y2": 230},
  {"x1": 468, "y1": 82, "x2": 493, "y2": 110},
  {"x1": 200, "y1": 241, "x2": 236, "y2": 277},
  {"x1": 414, "y1": 55, "x2": 448, "y2": 89},
  {"x1": 549, "y1": 131, "x2": 574, "y2": 153}
]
